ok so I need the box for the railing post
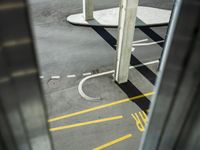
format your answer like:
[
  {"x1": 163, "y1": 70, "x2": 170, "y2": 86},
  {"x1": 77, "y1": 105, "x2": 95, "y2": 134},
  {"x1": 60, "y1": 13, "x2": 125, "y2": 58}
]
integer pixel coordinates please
[
  {"x1": 83, "y1": 0, "x2": 94, "y2": 20},
  {"x1": 114, "y1": 0, "x2": 139, "y2": 83}
]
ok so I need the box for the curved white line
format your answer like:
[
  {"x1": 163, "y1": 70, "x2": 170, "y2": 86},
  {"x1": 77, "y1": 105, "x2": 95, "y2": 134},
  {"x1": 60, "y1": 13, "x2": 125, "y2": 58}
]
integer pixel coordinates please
[
  {"x1": 78, "y1": 70, "x2": 114, "y2": 101},
  {"x1": 78, "y1": 60, "x2": 160, "y2": 101}
]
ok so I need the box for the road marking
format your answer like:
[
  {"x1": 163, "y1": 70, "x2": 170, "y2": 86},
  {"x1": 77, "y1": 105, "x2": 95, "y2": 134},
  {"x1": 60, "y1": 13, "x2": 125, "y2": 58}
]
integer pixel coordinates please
[
  {"x1": 37, "y1": 59, "x2": 159, "y2": 81},
  {"x1": 51, "y1": 76, "x2": 61, "y2": 79},
  {"x1": 115, "y1": 38, "x2": 148, "y2": 46},
  {"x1": 132, "y1": 39, "x2": 148, "y2": 44},
  {"x1": 129, "y1": 60, "x2": 159, "y2": 69},
  {"x1": 39, "y1": 76, "x2": 44, "y2": 79},
  {"x1": 131, "y1": 111, "x2": 148, "y2": 132},
  {"x1": 83, "y1": 72, "x2": 92, "y2": 76},
  {"x1": 50, "y1": 115, "x2": 123, "y2": 132},
  {"x1": 132, "y1": 40, "x2": 164, "y2": 46},
  {"x1": 67, "y1": 74, "x2": 76, "y2": 78},
  {"x1": 92, "y1": 134, "x2": 132, "y2": 150},
  {"x1": 48, "y1": 92, "x2": 154, "y2": 122}
]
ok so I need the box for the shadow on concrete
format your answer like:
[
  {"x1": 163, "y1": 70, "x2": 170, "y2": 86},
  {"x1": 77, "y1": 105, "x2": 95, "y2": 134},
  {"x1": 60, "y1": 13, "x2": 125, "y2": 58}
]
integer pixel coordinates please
[
  {"x1": 116, "y1": 81, "x2": 151, "y2": 112},
  {"x1": 92, "y1": 26, "x2": 157, "y2": 85},
  {"x1": 139, "y1": 26, "x2": 164, "y2": 48},
  {"x1": 92, "y1": 26, "x2": 160, "y2": 111},
  {"x1": 137, "y1": 17, "x2": 165, "y2": 48}
]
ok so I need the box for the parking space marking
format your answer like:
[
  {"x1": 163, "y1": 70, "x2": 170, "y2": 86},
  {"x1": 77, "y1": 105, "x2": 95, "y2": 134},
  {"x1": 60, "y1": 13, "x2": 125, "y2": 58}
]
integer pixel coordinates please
[
  {"x1": 132, "y1": 39, "x2": 148, "y2": 44},
  {"x1": 92, "y1": 134, "x2": 132, "y2": 150},
  {"x1": 48, "y1": 92, "x2": 154, "y2": 122},
  {"x1": 50, "y1": 115, "x2": 123, "y2": 132}
]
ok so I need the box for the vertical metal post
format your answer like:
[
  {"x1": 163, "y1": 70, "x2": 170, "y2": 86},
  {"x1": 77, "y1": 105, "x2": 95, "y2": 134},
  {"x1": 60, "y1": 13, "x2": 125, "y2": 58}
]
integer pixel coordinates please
[
  {"x1": 114, "y1": 0, "x2": 139, "y2": 84},
  {"x1": 83, "y1": 0, "x2": 94, "y2": 21},
  {"x1": 139, "y1": 0, "x2": 200, "y2": 149},
  {"x1": 0, "y1": 1, "x2": 53, "y2": 150}
]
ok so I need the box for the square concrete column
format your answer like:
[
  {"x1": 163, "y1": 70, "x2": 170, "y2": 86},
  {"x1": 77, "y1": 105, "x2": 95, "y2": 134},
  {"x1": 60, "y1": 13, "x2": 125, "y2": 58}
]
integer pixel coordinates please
[
  {"x1": 83, "y1": 0, "x2": 94, "y2": 20},
  {"x1": 114, "y1": 0, "x2": 139, "y2": 84}
]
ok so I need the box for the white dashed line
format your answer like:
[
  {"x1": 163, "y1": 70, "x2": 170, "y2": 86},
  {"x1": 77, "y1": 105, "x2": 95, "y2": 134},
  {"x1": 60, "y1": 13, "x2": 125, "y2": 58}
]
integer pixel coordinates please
[
  {"x1": 83, "y1": 72, "x2": 92, "y2": 76},
  {"x1": 39, "y1": 76, "x2": 44, "y2": 79},
  {"x1": 67, "y1": 74, "x2": 76, "y2": 78},
  {"x1": 51, "y1": 76, "x2": 61, "y2": 79},
  {"x1": 40, "y1": 60, "x2": 159, "y2": 81}
]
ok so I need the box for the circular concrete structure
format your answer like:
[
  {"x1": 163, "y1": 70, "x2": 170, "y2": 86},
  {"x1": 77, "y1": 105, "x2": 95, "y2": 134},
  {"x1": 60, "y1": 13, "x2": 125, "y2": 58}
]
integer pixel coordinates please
[{"x1": 67, "y1": 6, "x2": 171, "y2": 27}]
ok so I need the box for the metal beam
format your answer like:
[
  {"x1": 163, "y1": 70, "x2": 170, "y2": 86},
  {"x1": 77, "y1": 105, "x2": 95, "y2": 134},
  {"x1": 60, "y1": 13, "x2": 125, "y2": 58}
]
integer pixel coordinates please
[
  {"x1": 140, "y1": 0, "x2": 200, "y2": 149},
  {"x1": 83, "y1": 0, "x2": 94, "y2": 21},
  {"x1": 114, "y1": 0, "x2": 139, "y2": 84},
  {"x1": 0, "y1": 1, "x2": 53, "y2": 150}
]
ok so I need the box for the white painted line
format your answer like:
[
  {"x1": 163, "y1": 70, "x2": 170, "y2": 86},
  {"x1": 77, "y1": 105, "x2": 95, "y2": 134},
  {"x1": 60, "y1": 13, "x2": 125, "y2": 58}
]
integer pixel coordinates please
[
  {"x1": 83, "y1": 72, "x2": 92, "y2": 76},
  {"x1": 39, "y1": 76, "x2": 44, "y2": 79},
  {"x1": 78, "y1": 60, "x2": 160, "y2": 101},
  {"x1": 116, "y1": 39, "x2": 148, "y2": 47},
  {"x1": 132, "y1": 40, "x2": 164, "y2": 46},
  {"x1": 129, "y1": 60, "x2": 160, "y2": 69},
  {"x1": 67, "y1": 74, "x2": 76, "y2": 78},
  {"x1": 132, "y1": 39, "x2": 148, "y2": 44},
  {"x1": 51, "y1": 76, "x2": 61, "y2": 79}
]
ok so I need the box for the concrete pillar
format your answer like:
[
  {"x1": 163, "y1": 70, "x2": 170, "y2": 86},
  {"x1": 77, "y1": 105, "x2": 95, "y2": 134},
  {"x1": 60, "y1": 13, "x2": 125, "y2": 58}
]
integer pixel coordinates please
[
  {"x1": 114, "y1": 0, "x2": 139, "y2": 84},
  {"x1": 83, "y1": 0, "x2": 94, "y2": 20}
]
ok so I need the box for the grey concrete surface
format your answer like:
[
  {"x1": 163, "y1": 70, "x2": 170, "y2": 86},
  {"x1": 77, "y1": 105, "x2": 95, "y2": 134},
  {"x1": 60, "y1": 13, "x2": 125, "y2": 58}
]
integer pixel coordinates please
[{"x1": 28, "y1": 0, "x2": 173, "y2": 149}]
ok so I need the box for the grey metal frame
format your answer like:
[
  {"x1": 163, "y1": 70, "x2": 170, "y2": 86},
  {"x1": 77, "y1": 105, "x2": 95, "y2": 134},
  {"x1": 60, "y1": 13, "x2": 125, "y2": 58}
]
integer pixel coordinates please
[
  {"x1": 140, "y1": 0, "x2": 200, "y2": 149},
  {"x1": 0, "y1": 1, "x2": 53, "y2": 150}
]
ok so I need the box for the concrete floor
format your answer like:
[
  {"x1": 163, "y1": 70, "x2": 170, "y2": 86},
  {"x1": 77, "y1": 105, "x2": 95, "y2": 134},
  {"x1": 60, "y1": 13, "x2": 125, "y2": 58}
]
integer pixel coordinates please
[{"x1": 29, "y1": 0, "x2": 173, "y2": 149}]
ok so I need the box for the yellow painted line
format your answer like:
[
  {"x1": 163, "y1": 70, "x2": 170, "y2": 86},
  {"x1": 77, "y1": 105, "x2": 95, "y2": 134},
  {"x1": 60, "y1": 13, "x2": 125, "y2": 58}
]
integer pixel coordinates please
[
  {"x1": 48, "y1": 92, "x2": 154, "y2": 122},
  {"x1": 50, "y1": 115, "x2": 123, "y2": 132},
  {"x1": 92, "y1": 134, "x2": 133, "y2": 150}
]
